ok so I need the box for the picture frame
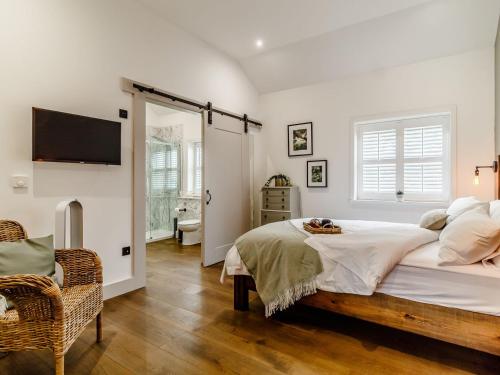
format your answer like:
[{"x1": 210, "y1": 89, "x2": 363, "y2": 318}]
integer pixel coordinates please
[
  {"x1": 307, "y1": 160, "x2": 327, "y2": 188},
  {"x1": 287, "y1": 122, "x2": 313, "y2": 157}
]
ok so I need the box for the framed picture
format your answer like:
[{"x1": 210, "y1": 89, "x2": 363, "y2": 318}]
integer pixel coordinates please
[
  {"x1": 307, "y1": 160, "x2": 327, "y2": 188},
  {"x1": 288, "y1": 122, "x2": 313, "y2": 157}
]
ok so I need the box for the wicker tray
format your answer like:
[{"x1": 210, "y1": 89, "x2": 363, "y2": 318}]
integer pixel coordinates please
[{"x1": 303, "y1": 222, "x2": 342, "y2": 234}]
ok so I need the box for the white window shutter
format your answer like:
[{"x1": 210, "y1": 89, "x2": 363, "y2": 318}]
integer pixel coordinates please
[
  {"x1": 187, "y1": 141, "x2": 202, "y2": 195},
  {"x1": 403, "y1": 124, "x2": 445, "y2": 199},
  {"x1": 358, "y1": 126, "x2": 397, "y2": 199},
  {"x1": 362, "y1": 164, "x2": 396, "y2": 193},
  {"x1": 404, "y1": 126, "x2": 443, "y2": 159},
  {"x1": 404, "y1": 162, "x2": 443, "y2": 193},
  {"x1": 362, "y1": 130, "x2": 396, "y2": 161},
  {"x1": 194, "y1": 142, "x2": 202, "y2": 193},
  {"x1": 151, "y1": 144, "x2": 179, "y2": 193}
]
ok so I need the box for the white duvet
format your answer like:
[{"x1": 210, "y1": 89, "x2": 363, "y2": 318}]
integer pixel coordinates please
[{"x1": 223, "y1": 219, "x2": 439, "y2": 296}]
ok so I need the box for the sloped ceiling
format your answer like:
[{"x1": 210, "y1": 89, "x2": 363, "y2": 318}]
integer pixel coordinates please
[{"x1": 138, "y1": 0, "x2": 500, "y2": 93}]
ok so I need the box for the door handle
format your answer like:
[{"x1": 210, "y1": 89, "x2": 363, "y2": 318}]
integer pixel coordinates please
[{"x1": 206, "y1": 189, "x2": 212, "y2": 205}]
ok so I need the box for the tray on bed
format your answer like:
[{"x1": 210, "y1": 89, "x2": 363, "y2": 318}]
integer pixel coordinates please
[{"x1": 303, "y1": 222, "x2": 342, "y2": 234}]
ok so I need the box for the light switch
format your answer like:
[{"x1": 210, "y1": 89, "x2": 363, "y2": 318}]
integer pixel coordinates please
[{"x1": 11, "y1": 175, "x2": 29, "y2": 189}]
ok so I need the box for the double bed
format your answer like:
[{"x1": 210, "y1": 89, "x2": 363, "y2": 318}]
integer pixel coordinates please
[
  {"x1": 226, "y1": 239, "x2": 500, "y2": 317},
  {"x1": 223, "y1": 155, "x2": 500, "y2": 356}
]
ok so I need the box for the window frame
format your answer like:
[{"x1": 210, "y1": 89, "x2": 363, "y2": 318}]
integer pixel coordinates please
[
  {"x1": 352, "y1": 109, "x2": 456, "y2": 204},
  {"x1": 186, "y1": 140, "x2": 202, "y2": 196}
]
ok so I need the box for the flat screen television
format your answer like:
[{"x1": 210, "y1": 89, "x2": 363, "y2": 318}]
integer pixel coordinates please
[{"x1": 32, "y1": 107, "x2": 121, "y2": 165}]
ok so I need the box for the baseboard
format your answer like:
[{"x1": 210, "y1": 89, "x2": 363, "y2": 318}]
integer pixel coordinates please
[{"x1": 103, "y1": 277, "x2": 145, "y2": 300}]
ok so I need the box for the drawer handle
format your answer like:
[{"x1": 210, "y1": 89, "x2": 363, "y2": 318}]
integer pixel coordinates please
[
  {"x1": 265, "y1": 205, "x2": 268, "y2": 208},
  {"x1": 281, "y1": 191, "x2": 285, "y2": 195},
  {"x1": 282, "y1": 217, "x2": 285, "y2": 220},
  {"x1": 281, "y1": 198, "x2": 284, "y2": 202},
  {"x1": 281, "y1": 205, "x2": 284, "y2": 209},
  {"x1": 264, "y1": 215, "x2": 267, "y2": 219}
]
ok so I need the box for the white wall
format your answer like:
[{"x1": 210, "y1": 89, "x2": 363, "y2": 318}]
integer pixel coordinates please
[
  {"x1": 0, "y1": 0, "x2": 258, "y2": 289},
  {"x1": 496, "y1": 18, "x2": 500, "y2": 154},
  {"x1": 259, "y1": 48, "x2": 495, "y2": 223}
]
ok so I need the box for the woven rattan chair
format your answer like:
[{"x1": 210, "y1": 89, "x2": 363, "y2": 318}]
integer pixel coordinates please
[{"x1": 0, "y1": 220, "x2": 103, "y2": 375}]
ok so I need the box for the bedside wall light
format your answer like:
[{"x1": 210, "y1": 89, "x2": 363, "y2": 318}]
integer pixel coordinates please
[{"x1": 473, "y1": 161, "x2": 498, "y2": 185}]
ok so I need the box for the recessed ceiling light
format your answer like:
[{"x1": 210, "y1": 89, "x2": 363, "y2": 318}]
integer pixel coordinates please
[{"x1": 255, "y1": 39, "x2": 263, "y2": 48}]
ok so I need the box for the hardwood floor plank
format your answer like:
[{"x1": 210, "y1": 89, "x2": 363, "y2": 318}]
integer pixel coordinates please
[
  {"x1": 77, "y1": 322, "x2": 201, "y2": 375},
  {"x1": 111, "y1": 293, "x2": 334, "y2": 374}
]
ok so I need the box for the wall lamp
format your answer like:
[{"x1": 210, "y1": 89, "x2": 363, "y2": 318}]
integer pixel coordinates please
[{"x1": 473, "y1": 161, "x2": 498, "y2": 185}]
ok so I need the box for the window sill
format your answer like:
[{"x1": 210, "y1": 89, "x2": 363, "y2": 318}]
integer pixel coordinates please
[
  {"x1": 178, "y1": 195, "x2": 201, "y2": 200},
  {"x1": 350, "y1": 199, "x2": 448, "y2": 209}
]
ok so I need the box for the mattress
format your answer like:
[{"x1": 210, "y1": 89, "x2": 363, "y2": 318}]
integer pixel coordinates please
[{"x1": 223, "y1": 241, "x2": 500, "y2": 316}]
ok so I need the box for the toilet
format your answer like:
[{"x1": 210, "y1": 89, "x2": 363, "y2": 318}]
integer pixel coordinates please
[{"x1": 177, "y1": 219, "x2": 201, "y2": 245}]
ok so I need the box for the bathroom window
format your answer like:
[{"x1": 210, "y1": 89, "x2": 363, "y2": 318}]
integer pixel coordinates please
[
  {"x1": 187, "y1": 141, "x2": 202, "y2": 195},
  {"x1": 151, "y1": 143, "x2": 179, "y2": 193}
]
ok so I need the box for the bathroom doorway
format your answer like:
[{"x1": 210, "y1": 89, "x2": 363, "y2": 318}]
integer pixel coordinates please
[
  {"x1": 126, "y1": 80, "x2": 255, "y2": 296},
  {"x1": 145, "y1": 101, "x2": 202, "y2": 248}
]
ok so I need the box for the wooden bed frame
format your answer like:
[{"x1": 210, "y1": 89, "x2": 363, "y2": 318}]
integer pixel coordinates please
[{"x1": 234, "y1": 155, "x2": 500, "y2": 356}]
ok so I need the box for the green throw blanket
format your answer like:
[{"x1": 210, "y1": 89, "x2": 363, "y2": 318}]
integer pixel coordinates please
[{"x1": 235, "y1": 221, "x2": 323, "y2": 317}]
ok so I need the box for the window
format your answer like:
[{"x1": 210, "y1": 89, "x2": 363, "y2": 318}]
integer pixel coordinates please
[
  {"x1": 354, "y1": 113, "x2": 451, "y2": 202},
  {"x1": 187, "y1": 141, "x2": 202, "y2": 195},
  {"x1": 151, "y1": 143, "x2": 179, "y2": 193}
]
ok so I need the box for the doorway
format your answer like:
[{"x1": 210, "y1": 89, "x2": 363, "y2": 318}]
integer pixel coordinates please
[
  {"x1": 125, "y1": 82, "x2": 255, "y2": 295},
  {"x1": 145, "y1": 102, "x2": 203, "y2": 249}
]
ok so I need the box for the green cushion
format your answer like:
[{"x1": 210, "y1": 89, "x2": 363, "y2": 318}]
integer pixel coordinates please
[{"x1": 0, "y1": 235, "x2": 55, "y2": 310}]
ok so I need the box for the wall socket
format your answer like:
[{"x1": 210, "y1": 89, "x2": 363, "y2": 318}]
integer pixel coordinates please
[{"x1": 122, "y1": 246, "x2": 131, "y2": 256}]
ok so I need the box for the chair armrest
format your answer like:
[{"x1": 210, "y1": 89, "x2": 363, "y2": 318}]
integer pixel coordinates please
[
  {"x1": 0, "y1": 274, "x2": 63, "y2": 321},
  {"x1": 55, "y1": 248, "x2": 103, "y2": 288}
]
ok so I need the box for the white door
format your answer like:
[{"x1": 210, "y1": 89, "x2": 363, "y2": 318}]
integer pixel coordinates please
[{"x1": 202, "y1": 111, "x2": 250, "y2": 266}]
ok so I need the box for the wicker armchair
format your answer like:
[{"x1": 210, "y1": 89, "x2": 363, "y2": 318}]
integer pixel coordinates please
[{"x1": 0, "y1": 220, "x2": 103, "y2": 375}]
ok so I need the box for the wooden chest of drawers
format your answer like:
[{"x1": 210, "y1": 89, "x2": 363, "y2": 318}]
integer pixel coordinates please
[{"x1": 261, "y1": 186, "x2": 301, "y2": 225}]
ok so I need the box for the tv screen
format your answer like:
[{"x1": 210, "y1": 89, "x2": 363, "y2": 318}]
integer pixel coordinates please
[{"x1": 32, "y1": 108, "x2": 121, "y2": 165}]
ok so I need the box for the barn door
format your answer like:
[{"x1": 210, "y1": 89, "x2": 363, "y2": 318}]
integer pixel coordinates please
[{"x1": 202, "y1": 112, "x2": 250, "y2": 266}]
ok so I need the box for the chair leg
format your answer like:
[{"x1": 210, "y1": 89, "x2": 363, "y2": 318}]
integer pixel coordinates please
[
  {"x1": 55, "y1": 355, "x2": 64, "y2": 375},
  {"x1": 96, "y1": 311, "x2": 103, "y2": 343}
]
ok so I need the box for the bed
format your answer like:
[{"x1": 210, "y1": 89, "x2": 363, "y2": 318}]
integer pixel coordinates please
[{"x1": 226, "y1": 155, "x2": 500, "y2": 356}]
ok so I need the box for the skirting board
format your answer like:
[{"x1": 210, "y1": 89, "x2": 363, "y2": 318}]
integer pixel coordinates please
[{"x1": 103, "y1": 277, "x2": 145, "y2": 300}]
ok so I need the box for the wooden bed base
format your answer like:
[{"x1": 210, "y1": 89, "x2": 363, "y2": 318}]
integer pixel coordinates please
[{"x1": 234, "y1": 275, "x2": 500, "y2": 356}]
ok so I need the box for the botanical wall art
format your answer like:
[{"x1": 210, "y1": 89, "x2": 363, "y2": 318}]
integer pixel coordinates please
[
  {"x1": 307, "y1": 160, "x2": 327, "y2": 187},
  {"x1": 288, "y1": 122, "x2": 313, "y2": 157}
]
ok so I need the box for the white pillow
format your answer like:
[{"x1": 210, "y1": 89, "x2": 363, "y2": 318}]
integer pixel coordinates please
[
  {"x1": 482, "y1": 249, "x2": 500, "y2": 267},
  {"x1": 482, "y1": 201, "x2": 500, "y2": 266},
  {"x1": 490, "y1": 200, "x2": 500, "y2": 223},
  {"x1": 419, "y1": 209, "x2": 448, "y2": 230},
  {"x1": 439, "y1": 207, "x2": 500, "y2": 266},
  {"x1": 446, "y1": 196, "x2": 489, "y2": 223}
]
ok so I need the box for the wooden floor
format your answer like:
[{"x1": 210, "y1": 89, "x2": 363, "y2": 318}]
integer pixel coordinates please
[{"x1": 2, "y1": 238, "x2": 500, "y2": 374}]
